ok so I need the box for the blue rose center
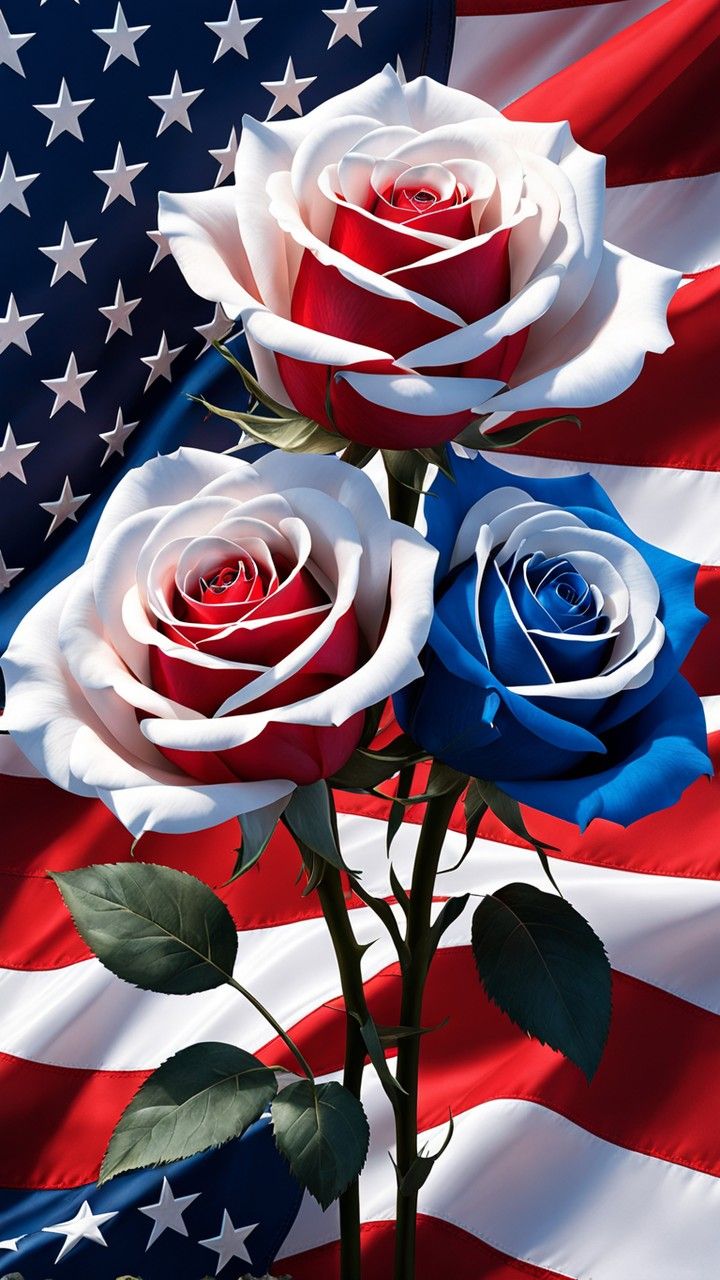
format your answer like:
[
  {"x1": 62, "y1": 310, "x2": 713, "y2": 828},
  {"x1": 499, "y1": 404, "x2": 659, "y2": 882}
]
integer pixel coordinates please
[{"x1": 437, "y1": 549, "x2": 615, "y2": 688}]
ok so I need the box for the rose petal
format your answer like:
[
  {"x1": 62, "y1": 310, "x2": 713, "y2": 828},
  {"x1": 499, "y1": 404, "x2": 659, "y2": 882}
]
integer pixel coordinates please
[
  {"x1": 489, "y1": 243, "x2": 681, "y2": 412},
  {"x1": 158, "y1": 186, "x2": 259, "y2": 320}
]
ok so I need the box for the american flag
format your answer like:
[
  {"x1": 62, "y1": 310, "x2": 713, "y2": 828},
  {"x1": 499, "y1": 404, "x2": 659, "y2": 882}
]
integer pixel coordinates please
[{"x1": 0, "y1": 0, "x2": 718, "y2": 1277}]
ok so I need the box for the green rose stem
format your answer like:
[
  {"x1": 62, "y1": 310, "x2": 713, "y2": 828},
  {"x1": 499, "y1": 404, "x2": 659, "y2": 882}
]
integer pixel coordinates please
[
  {"x1": 295, "y1": 842, "x2": 373, "y2": 1280},
  {"x1": 385, "y1": 468, "x2": 422, "y2": 530},
  {"x1": 393, "y1": 784, "x2": 465, "y2": 1280}
]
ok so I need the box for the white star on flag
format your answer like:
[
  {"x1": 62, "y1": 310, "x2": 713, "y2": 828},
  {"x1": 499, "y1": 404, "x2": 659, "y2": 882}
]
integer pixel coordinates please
[
  {"x1": 99, "y1": 280, "x2": 141, "y2": 340},
  {"x1": 39, "y1": 222, "x2": 97, "y2": 286},
  {"x1": 149, "y1": 71, "x2": 204, "y2": 136},
  {"x1": 206, "y1": 3, "x2": 262, "y2": 61},
  {"x1": 262, "y1": 57, "x2": 316, "y2": 120},
  {"x1": 199, "y1": 1210, "x2": 258, "y2": 1274},
  {"x1": 141, "y1": 332, "x2": 184, "y2": 389},
  {"x1": 139, "y1": 1176, "x2": 201, "y2": 1250},
  {"x1": 0, "y1": 1235, "x2": 20, "y2": 1252},
  {"x1": 93, "y1": 4, "x2": 150, "y2": 70},
  {"x1": 0, "y1": 294, "x2": 43, "y2": 356},
  {"x1": 0, "y1": 425, "x2": 39, "y2": 484},
  {"x1": 195, "y1": 303, "x2": 233, "y2": 353},
  {"x1": 323, "y1": 0, "x2": 377, "y2": 48},
  {"x1": 41, "y1": 352, "x2": 96, "y2": 416},
  {"x1": 0, "y1": 13, "x2": 34, "y2": 78},
  {"x1": 33, "y1": 77, "x2": 94, "y2": 146},
  {"x1": 40, "y1": 477, "x2": 91, "y2": 540},
  {"x1": 147, "y1": 228, "x2": 171, "y2": 270},
  {"x1": 0, "y1": 153, "x2": 39, "y2": 217},
  {"x1": 209, "y1": 127, "x2": 239, "y2": 186},
  {"x1": 94, "y1": 143, "x2": 148, "y2": 211},
  {"x1": 42, "y1": 1199, "x2": 117, "y2": 1262},
  {"x1": 99, "y1": 408, "x2": 139, "y2": 464}
]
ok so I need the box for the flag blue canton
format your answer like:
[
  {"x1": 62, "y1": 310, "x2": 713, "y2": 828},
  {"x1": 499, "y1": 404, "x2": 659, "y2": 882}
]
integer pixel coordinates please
[
  {"x1": 0, "y1": 1116, "x2": 302, "y2": 1279},
  {"x1": 0, "y1": 0, "x2": 455, "y2": 652},
  {"x1": 0, "y1": 1, "x2": 456, "y2": 1274}
]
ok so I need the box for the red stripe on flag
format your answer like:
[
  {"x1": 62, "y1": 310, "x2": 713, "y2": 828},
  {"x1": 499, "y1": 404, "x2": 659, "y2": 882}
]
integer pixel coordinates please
[
  {"x1": 259, "y1": 958, "x2": 720, "y2": 1179},
  {"x1": 278, "y1": 1216, "x2": 572, "y2": 1279},
  {"x1": 506, "y1": 0, "x2": 720, "y2": 185},
  {"x1": 457, "y1": 0, "x2": 627, "y2": 11},
  {"x1": 500, "y1": 267, "x2": 720, "y2": 472},
  {"x1": 6, "y1": 957, "x2": 720, "y2": 1190}
]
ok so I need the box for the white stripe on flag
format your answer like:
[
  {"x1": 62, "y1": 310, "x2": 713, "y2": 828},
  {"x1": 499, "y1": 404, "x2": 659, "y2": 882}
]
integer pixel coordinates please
[
  {"x1": 3, "y1": 811, "x2": 720, "y2": 1070},
  {"x1": 280, "y1": 1070, "x2": 720, "y2": 1277},
  {"x1": 449, "y1": 0, "x2": 666, "y2": 109}
]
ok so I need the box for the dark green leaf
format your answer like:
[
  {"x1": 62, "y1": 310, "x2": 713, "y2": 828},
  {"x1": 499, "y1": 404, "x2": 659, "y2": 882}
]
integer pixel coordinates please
[
  {"x1": 272, "y1": 1080, "x2": 370, "y2": 1209},
  {"x1": 381, "y1": 449, "x2": 428, "y2": 494},
  {"x1": 230, "y1": 807, "x2": 280, "y2": 882},
  {"x1": 51, "y1": 863, "x2": 237, "y2": 995},
  {"x1": 471, "y1": 883, "x2": 611, "y2": 1080},
  {"x1": 474, "y1": 779, "x2": 560, "y2": 893},
  {"x1": 283, "y1": 781, "x2": 356, "y2": 874},
  {"x1": 100, "y1": 1042, "x2": 277, "y2": 1183},
  {"x1": 398, "y1": 1114, "x2": 454, "y2": 1197}
]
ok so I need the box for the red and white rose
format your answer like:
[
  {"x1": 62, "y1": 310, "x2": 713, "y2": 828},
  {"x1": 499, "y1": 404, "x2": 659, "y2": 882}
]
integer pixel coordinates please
[
  {"x1": 159, "y1": 67, "x2": 680, "y2": 448},
  {"x1": 0, "y1": 449, "x2": 436, "y2": 835}
]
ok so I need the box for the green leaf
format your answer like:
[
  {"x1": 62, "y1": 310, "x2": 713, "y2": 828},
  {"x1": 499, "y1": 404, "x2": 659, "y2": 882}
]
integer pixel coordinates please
[
  {"x1": 51, "y1": 863, "x2": 237, "y2": 995},
  {"x1": 474, "y1": 779, "x2": 561, "y2": 893},
  {"x1": 100, "y1": 1042, "x2": 277, "y2": 1183},
  {"x1": 283, "y1": 780, "x2": 356, "y2": 874},
  {"x1": 471, "y1": 883, "x2": 611, "y2": 1080},
  {"x1": 272, "y1": 1079, "x2": 370, "y2": 1209},
  {"x1": 398, "y1": 1114, "x2": 454, "y2": 1197}
]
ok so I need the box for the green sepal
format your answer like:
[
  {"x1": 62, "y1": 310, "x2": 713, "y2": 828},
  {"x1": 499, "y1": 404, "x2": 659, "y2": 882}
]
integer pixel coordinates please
[
  {"x1": 283, "y1": 780, "x2": 357, "y2": 875},
  {"x1": 397, "y1": 1114, "x2": 455, "y2": 1197},
  {"x1": 456, "y1": 413, "x2": 581, "y2": 451},
  {"x1": 474, "y1": 779, "x2": 561, "y2": 894}
]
